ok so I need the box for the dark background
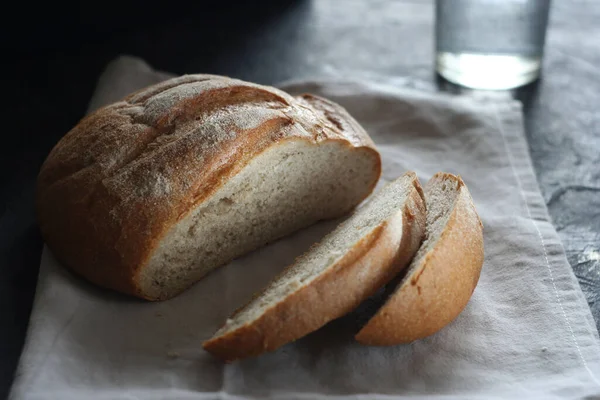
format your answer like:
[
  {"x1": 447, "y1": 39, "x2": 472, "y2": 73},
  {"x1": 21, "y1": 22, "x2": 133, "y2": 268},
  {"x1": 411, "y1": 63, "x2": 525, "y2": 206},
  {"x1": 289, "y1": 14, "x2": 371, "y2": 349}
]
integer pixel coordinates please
[{"x1": 2, "y1": 0, "x2": 599, "y2": 398}]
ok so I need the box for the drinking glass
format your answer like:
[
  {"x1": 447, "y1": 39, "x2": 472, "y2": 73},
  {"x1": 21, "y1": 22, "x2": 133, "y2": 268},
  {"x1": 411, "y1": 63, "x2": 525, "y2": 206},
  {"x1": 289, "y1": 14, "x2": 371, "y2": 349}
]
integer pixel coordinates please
[{"x1": 436, "y1": 0, "x2": 552, "y2": 90}]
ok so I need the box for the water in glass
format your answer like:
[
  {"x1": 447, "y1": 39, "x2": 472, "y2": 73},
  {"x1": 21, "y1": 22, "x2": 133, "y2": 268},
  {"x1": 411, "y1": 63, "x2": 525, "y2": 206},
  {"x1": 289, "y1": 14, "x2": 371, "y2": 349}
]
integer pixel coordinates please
[{"x1": 436, "y1": 0, "x2": 551, "y2": 90}]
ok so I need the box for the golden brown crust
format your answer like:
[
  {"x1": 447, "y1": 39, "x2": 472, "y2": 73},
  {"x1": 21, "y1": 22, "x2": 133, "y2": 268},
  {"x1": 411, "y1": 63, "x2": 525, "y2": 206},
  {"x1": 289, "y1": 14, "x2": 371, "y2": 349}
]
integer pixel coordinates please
[
  {"x1": 36, "y1": 75, "x2": 381, "y2": 299},
  {"x1": 202, "y1": 174, "x2": 426, "y2": 361},
  {"x1": 355, "y1": 173, "x2": 484, "y2": 345}
]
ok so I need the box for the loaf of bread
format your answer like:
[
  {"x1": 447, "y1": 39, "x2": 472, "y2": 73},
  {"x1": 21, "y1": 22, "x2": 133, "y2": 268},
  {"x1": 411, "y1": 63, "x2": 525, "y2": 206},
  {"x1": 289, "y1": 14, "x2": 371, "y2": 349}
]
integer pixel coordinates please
[
  {"x1": 203, "y1": 172, "x2": 426, "y2": 361},
  {"x1": 36, "y1": 75, "x2": 382, "y2": 300},
  {"x1": 356, "y1": 172, "x2": 484, "y2": 345}
]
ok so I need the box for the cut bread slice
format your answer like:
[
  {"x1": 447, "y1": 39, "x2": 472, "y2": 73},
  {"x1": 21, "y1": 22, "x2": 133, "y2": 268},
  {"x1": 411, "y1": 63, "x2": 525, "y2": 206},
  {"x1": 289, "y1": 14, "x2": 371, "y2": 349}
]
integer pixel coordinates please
[
  {"x1": 203, "y1": 171, "x2": 427, "y2": 361},
  {"x1": 355, "y1": 172, "x2": 484, "y2": 345}
]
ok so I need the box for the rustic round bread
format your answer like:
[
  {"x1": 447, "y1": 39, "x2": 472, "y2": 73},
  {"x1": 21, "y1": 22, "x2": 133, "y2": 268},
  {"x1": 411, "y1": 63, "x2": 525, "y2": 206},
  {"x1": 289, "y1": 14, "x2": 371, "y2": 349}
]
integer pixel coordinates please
[{"x1": 36, "y1": 75, "x2": 381, "y2": 300}]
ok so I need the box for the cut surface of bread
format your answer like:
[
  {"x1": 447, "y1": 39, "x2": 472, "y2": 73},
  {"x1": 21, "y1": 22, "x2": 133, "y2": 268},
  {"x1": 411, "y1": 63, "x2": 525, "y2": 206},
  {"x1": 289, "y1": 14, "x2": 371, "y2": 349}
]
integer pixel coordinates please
[
  {"x1": 355, "y1": 172, "x2": 484, "y2": 345},
  {"x1": 35, "y1": 74, "x2": 381, "y2": 300},
  {"x1": 203, "y1": 171, "x2": 426, "y2": 361},
  {"x1": 141, "y1": 140, "x2": 377, "y2": 300}
]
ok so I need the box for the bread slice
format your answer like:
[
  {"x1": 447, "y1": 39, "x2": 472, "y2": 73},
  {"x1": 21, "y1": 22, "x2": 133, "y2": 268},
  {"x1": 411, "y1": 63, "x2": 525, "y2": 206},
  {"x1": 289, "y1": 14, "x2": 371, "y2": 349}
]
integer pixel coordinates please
[
  {"x1": 203, "y1": 172, "x2": 426, "y2": 361},
  {"x1": 36, "y1": 75, "x2": 382, "y2": 300},
  {"x1": 355, "y1": 172, "x2": 484, "y2": 345}
]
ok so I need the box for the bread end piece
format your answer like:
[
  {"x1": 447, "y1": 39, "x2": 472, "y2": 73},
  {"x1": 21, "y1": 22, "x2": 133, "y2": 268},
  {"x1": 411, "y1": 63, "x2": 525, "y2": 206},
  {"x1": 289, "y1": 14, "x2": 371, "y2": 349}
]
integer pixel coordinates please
[{"x1": 355, "y1": 172, "x2": 484, "y2": 345}]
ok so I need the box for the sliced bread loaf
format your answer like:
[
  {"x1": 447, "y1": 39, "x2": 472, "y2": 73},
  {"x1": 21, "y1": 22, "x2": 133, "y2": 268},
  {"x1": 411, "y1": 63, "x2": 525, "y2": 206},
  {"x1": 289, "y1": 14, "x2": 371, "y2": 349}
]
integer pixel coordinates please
[
  {"x1": 203, "y1": 172, "x2": 426, "y2": 361},
  {"x1": 36, "y1": 75, "x2": 381, "y2": 300},
  {"x1": 355, "y1": 172, "x2": 484, "y2": 345}
]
